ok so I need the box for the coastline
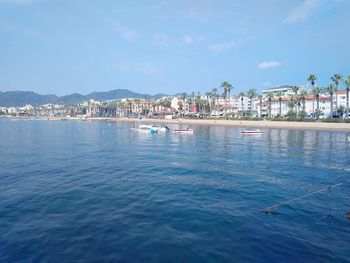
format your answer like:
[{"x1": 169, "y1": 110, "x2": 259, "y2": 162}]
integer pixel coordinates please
[
  {"x1": 2, "y1": 116, "x2": 350, "y2": 131},
  {"x1": 98, "y1": 117, "x2": 350, "y2": 132}
]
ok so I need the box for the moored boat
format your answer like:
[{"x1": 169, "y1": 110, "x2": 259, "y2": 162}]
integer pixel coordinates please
[
  {"x1": 173, "y1": 128, "x2": 194, "y2": 134},
  {"x1": 131, "y1": 126, "x2": 158, "y2": 134},
  {"x1": 241, "y1": 129, "x2": 263, "y2": 135},
  {"x1": 140, "y1": 124, "x2": 169, "y2": 132}
]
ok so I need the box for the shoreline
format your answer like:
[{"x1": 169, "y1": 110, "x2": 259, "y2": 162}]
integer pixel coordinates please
[
  {"x1": 2, "y1": 116, "x2": 350, "y2": 131},
  {"x1": 98, "y1": 117, "x2": 350, "y2": 132}
]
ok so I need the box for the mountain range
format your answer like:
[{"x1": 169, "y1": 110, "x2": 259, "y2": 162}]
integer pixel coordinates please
[{"x1": 0, "y1": 89, "x2": 168, "y2": 107}]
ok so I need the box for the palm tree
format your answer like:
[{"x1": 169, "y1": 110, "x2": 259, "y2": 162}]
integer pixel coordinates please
[
  {"x1": 220, "y1": 81, "x2": 233, "y2": 118},
  {"x1": 308, "y1": 74, "x2": 317, "y2": 115},
  {"x1": 266, "y1": 92, "x2": 274, "y2": 119},
  {"x1": 226, "y1": 84, "x2": 233, "y2": 117},
  {"x1": 205, "y1": 91, "x2": 213, "y2": 115},
  {"x1": 238, "y1": 92, "x2": 245, "y2": 117},
  {"x1": 326, "y1": 83, "x2": 336, "y2": 118},
  {"x1": 299, "y1": 89, "x2": 308, "y2": 117},
  {"x1": 308, "y1": 74, "x2": 317, "y2": 88},
  {"x1": 247, "y1": 88, "x2": 257, "y2": 118},
  {"x1": 258, "y1": 95, "x2": 263, "y2": 118},
  {"x1": 291, "y1": 86, "x2": 299, "y2": 115},
  {"x1": 312, "y1": 86, "x2": 322, "y2": 118},
  {"x1": 292, "y1": 86, "x2": 299, "y2": 97},
  {"x1": 211, "y1": 88, "x2": 219, "y2": 112},
  {"x1": 275, "y1": 91, "x2": 284, "y2": 117},
  {"x1": 344, "y1": 76, "x2": 350, "y2": 117},
  {"x1": 331, "y1": 73, "x2": 343, "y2": 110}
]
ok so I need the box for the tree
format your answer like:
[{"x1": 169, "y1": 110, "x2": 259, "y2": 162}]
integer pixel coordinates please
[
  {"x1": 275, "y1": 91, "x2": 284, "y2": 117},
  {"x1": 286, "y1": 99, "x2": 297, "y2": 120},
  {"x1": 238, "y1": 92, "x2": 245, "y2": 117},
  {"x1": 344, "y1": 76, "x2": 350, "y2": 117},
  {"x1": 308, "y1": 74, "x2": 317, "y2": 116},
  {"x1": 220, "y1": 81, "x2": 233, "y2": 118},
  {"x1": 298, "y1": 89, "x2": 308, "y2": 119},
  {"x1": 331, "y1": 73, "x2": 343, "y2": 110},
  {"x1": 326, "y1": 83, "x2": 336, "y2": 118},
  {"x1": 266, "y1": 92, "x2": 274, "y2": 119},
  {"x1": 247, "y1": 88, "x2": 257, "y2": 118},
  {"x1": 205, "y1": 91, "x2": 212, "y2": 114},
  {"x1": 180, "y1": 92, "x2": 187, "y2": 113},
  {"x1": 292, "y1": 86, "x2": 299, "y2": 115},
  {"x1": 211, "y1": 88, "x2": 219, "y2": 111},
  {"x1": 258, "y1": 95, "x2": 263, "y2": 118},
  {"x1": 308, "y1": 74, "x2": 317, "y2": 88},
  {"x1": 292, "y1": 86, "x2": 299, "y2": 97},
  {"x1": 312, "y1": 86, "x2": 322, "y2": 118}
]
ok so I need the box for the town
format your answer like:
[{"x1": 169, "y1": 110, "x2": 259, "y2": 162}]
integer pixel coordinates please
[{"x1": 1, "y1": 75, "x2": 349, "y2": 121}]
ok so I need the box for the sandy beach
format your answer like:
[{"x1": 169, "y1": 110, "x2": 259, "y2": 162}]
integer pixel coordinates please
[{"x1": 94, "y1": 117, "x2": 350, "y2": 132}]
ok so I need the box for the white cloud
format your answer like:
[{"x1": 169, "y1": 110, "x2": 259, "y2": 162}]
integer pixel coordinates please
[
  {"x1": 152, "y1": 34, "x2": 202, "y2": 47},
  {"x1": 182, "y1": 35, "x2": 193, "y2": 44},
  {"x1": 285, "y1": 0, "x2": 319, "y2": 23},
  {"x1": 152, "y1": 34, "x2": 173, "y2": 47},
  {"x1": 258, "y1": 61, "x2": 281, "y2": 70},
  {"x1": 112, "y1": 21, "x2": 137, "y2": 40},
  {"x1": 208, "y1": 40, "x2": 237, "y2": 53}
]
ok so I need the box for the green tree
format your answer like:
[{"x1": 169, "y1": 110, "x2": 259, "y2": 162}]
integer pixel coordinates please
[
  {"x1": 181, "y1": 92, "x2": 187, "y2": 113},
  {"x1": 344, "y1": 76, "x2": 350, "y2": 117},
  {"x1": 331, "y1": 73, "x2": 343, "y2": 110},
  {"x1": 275, "y1": 91, "x2": 284, "y2": 117},
  {"x1": 312, "y1": 86, "x2": 322, "y2": 118},
  {"x1": 258, "y1": 95, "x2": 263, "y2": 118},
  {"x1": 220, "y1": 81, "x2": 233, "y2": 118},
  {"x1": 286, "y1": 99, "x2": 297, "y2": 120},
  {"x1": 308, "y1": 74, "x2": 317, "y2": 88},
  {"x1": 266, "y1": 92, "x2": 274, "y2": 119},
  {"x1": 326, "y1": 83, "x2": 336, "y2": 118},
  {"x1": 238, "y1": 92, "x2": 245, "y2": 117},
  {"x1": 299, "y1": 89, "x2": 308, "y2": 116},
  {"x1": 247, "y1": 88, "x2": 257, "y2": 118},
  {"x1": 292, "y1": 86, "x2": 299, "y2": 115}
]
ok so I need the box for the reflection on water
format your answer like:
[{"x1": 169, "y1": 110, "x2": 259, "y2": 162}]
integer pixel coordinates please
[{"x1": 0, "y1": 119, "x2": 349, "y2": 262}]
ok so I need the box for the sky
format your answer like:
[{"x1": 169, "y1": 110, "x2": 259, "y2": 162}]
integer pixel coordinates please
[{"x1": 0, "y1": 0, "x2": 349, "y2": 96}]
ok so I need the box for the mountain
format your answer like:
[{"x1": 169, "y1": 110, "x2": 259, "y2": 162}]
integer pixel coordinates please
[
  {"x1": 57, "y1": 93, "x2": 86, "y2": 105},
  {"x1": 0, "y1": 91, "x2": 58, "y2": 107},
  {"x1": 86, "y1": 89, "x2": 151, "y2": 101},
  {"x1": 0, "y1": 89, "x2": 168, "y2": 107}
]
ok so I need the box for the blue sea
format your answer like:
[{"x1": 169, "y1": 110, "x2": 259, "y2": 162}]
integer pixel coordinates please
[{"x1": 0, "y1": 119, "x2": 349, "y2": 262}]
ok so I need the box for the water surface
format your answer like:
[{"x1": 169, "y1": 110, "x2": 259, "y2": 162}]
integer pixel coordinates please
[{"x1": 0, "y1": 119, "x2": 349, "y2": 262}]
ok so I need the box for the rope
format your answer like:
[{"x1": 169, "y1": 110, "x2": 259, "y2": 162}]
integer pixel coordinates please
[{"x1": 259, "y1": 183, "x2": 343, "y2": 213}]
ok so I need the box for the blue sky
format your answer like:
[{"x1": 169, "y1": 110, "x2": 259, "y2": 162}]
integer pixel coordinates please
[{"x1": 0, "y1": 0, "x2": 349, "y2": 96}]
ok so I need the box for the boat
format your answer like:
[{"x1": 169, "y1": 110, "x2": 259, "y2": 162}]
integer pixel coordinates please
[
  {"x1": 131, "y1": 125, "x2": 158, "y2": 134},
  {"x1": 139, "y1": 124, "x2": 169, "y2": 132},
  {"x1": 241, "y1": 129, "x2": 263, "y2": 135},
  {"x1": 173, "y1": 128, "x2": 194, "y2": 134}
]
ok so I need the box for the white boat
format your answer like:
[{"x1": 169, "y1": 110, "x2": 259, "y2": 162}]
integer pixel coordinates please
[
  {"x1": 140, "y1": 124, "x2": 169, "y2": 132},
  {"x1": 173, "y1": 128, "x2": 194, "y2": 134},
  {"x1": 131, "y1": 126, "x2": 158, "y2": 134},
  {"x1": 241, "y1": 129, "x2": 263, "y2": 135}
]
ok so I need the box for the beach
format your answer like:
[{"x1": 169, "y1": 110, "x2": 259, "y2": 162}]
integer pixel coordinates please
[{"x1": 97, "y1": 117, "x2": 350, "y2": 132}]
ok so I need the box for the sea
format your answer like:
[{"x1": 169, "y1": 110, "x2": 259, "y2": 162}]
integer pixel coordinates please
[{"x1": 0, "y1": 118, "x2": 349, "y2": 262}]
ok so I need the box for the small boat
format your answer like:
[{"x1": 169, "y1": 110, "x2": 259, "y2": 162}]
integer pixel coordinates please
[
  {"x1": 173, "y1": 128, "x2": 194, "y2": 134},
  {"x1": 131, "y1": 125, "x2": 158, "y2": 134},
  {"x1": 241, "y1": 129, "x2": 263, "y2": 135},
  {"x1": 140, "y1": 124, "x2": 169, "y2": 132}
]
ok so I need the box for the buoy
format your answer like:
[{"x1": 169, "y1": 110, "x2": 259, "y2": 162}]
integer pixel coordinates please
[{"x1": 347, "y1": 212, "x2": 350, "y2": 221}]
